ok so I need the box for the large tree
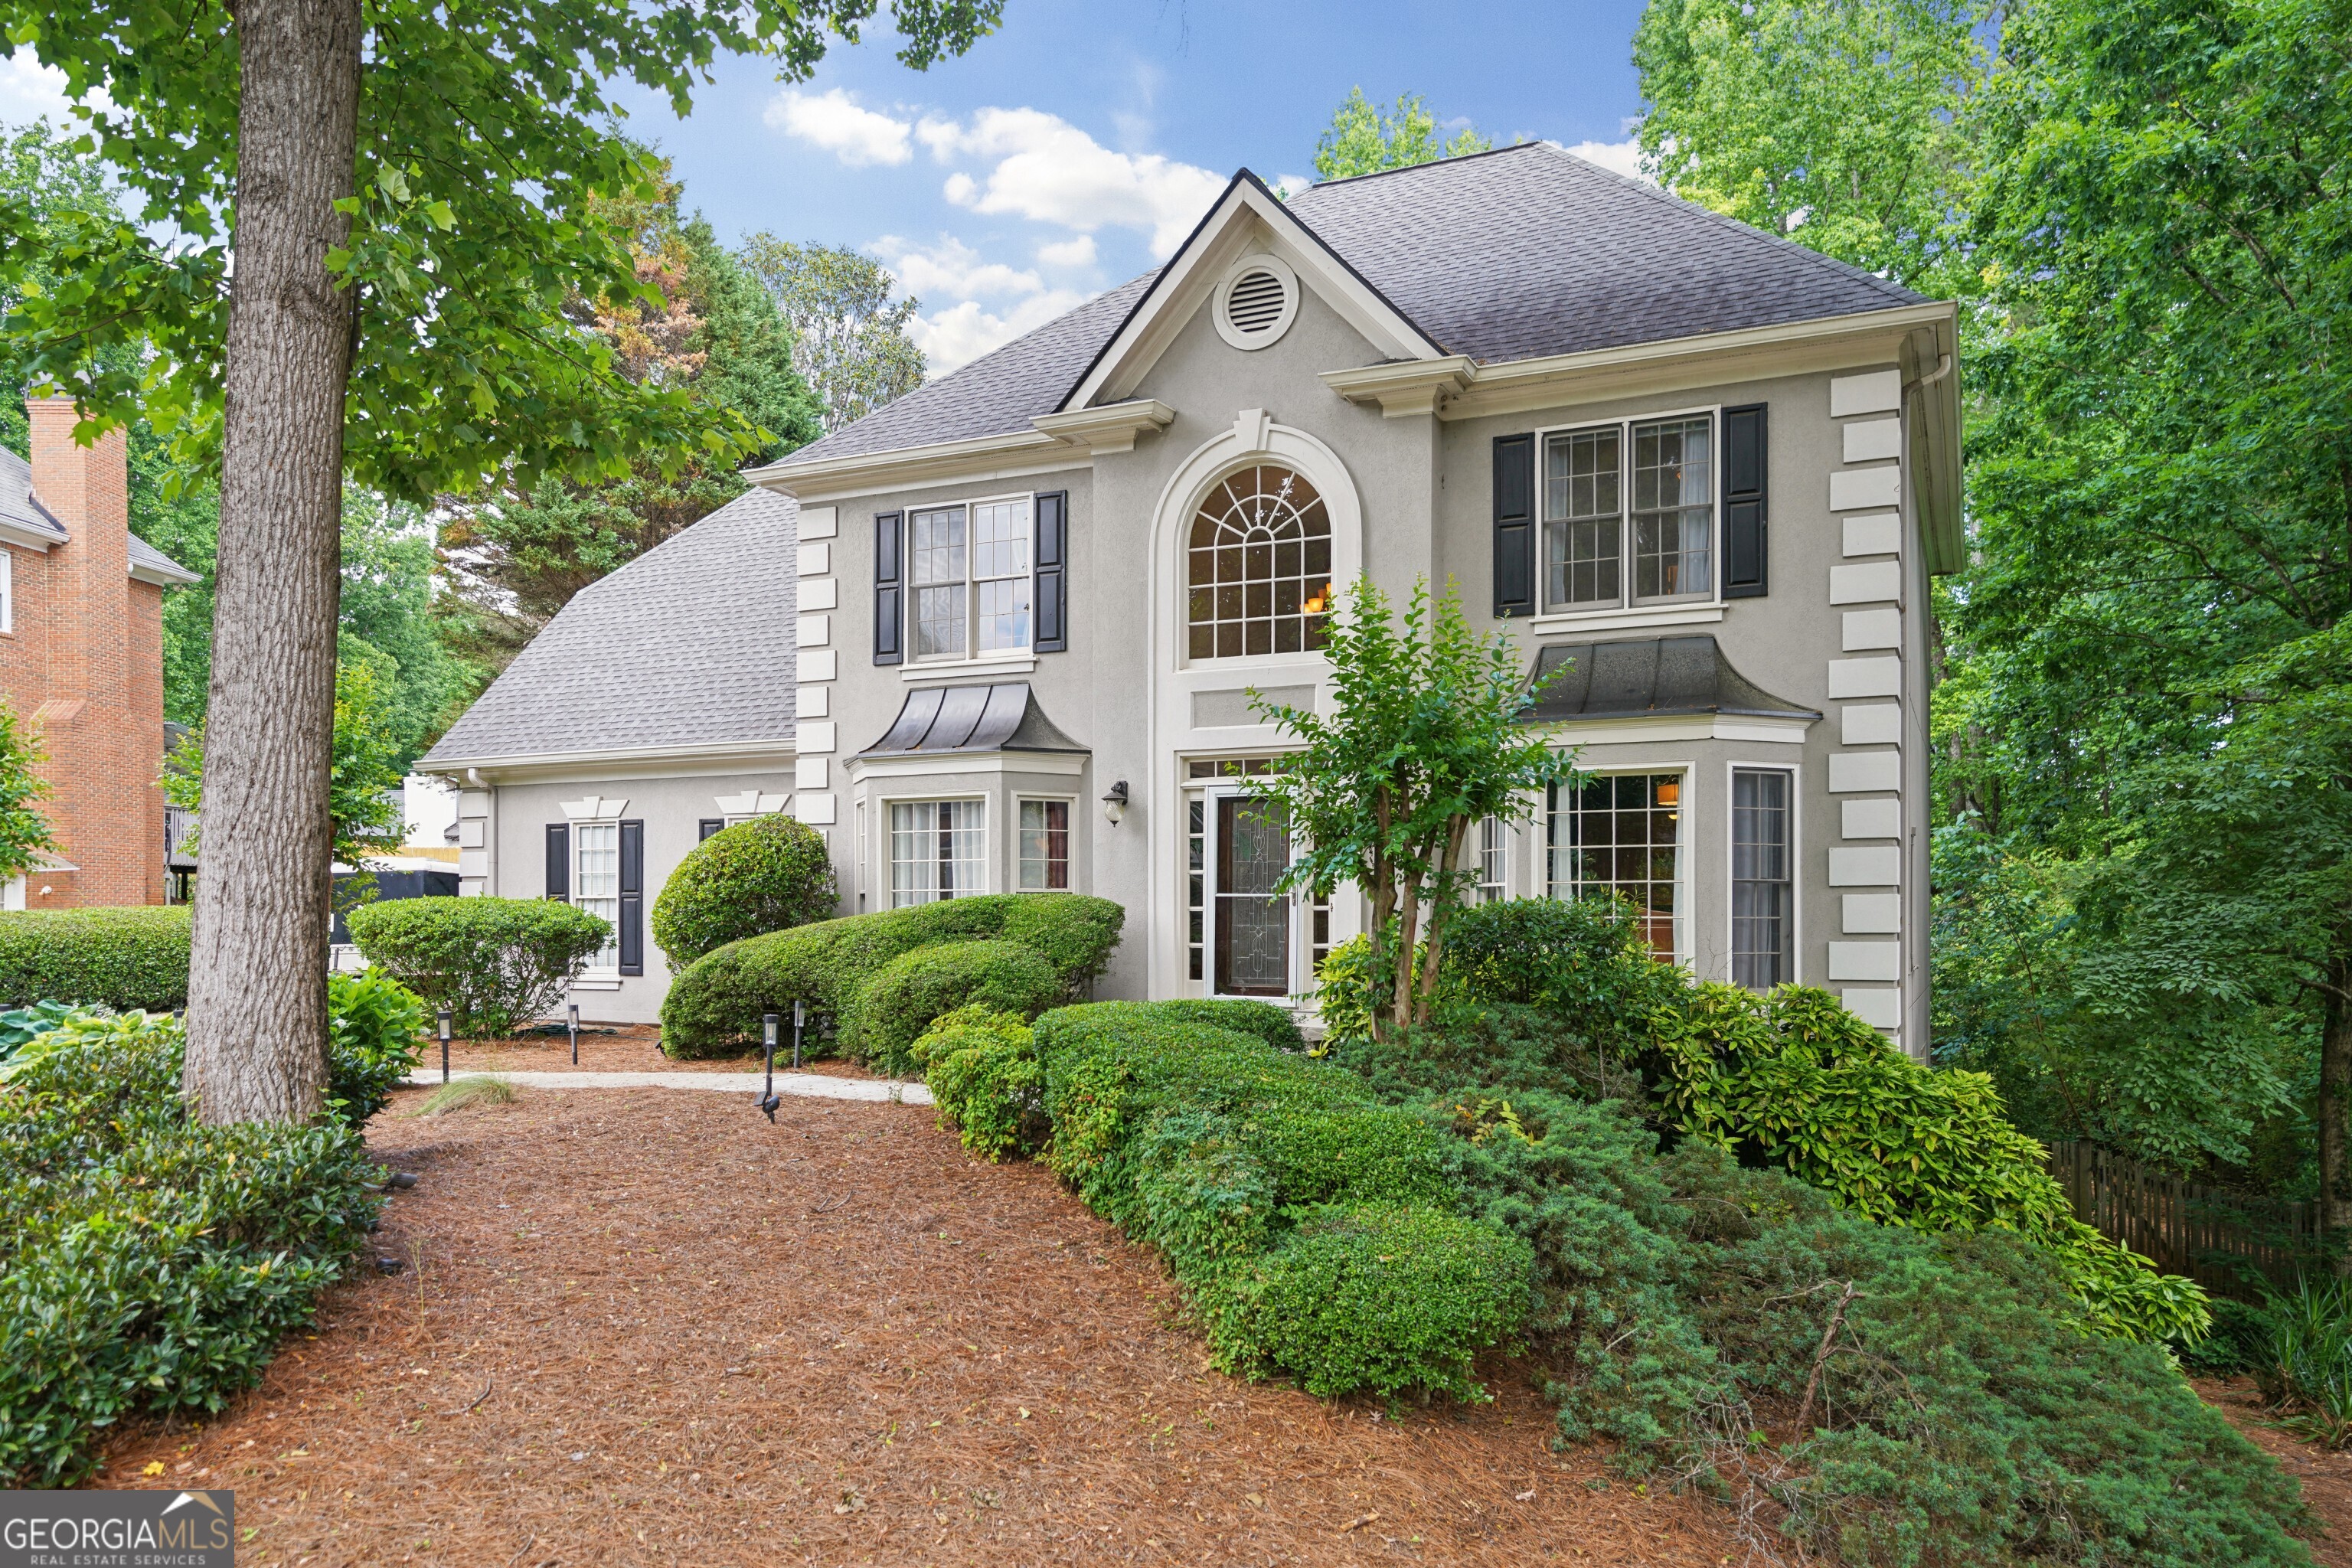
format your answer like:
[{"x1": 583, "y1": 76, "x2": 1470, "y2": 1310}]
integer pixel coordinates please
[
  {"x1": 2, "y1": 0, "x2": 1001, "y2": 1123},
  {"x1": 738, "y1": 237, "x2": 926, "y2": 435},
  {"x1": 1310, "y1": 89, "x2": 1491, "y2": 183}
]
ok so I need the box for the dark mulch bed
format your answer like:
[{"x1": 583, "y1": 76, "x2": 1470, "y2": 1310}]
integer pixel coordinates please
[
  {"x1": 98, "y1": 1084, "x2": 1734, "y2": 1566},
  {"x1": 439, "y1": 1024, "x2": 874, "y2": 1078}
]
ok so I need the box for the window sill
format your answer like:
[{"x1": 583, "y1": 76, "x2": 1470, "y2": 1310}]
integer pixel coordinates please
[
  {"x1": 1526, "y1": 603, "x2": 1724, "y2": 634},
  {"x1": 571, "y1": 976, "x2": 623, "y2": 991},
  {"x1": 900, "y1": 652, "x2": 1037, "y2": 682}
]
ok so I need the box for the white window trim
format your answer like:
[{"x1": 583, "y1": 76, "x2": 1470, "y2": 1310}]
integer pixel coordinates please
[
  {"x1": 0, "y1": 547, "x2": 13, "y2": 635},
  {"x1": 880, "y1": 793, "x2": 991, "y2": 906},
  {"x1": 1545, "y1": 761, "x2": 1694, "y2": 969},
  {"x1": 572, "y1": 817, "x2": 622, "y2": 976},
  {"x1": 908, "y1": 489, "x2": 1037, "y2": 665},
  {"x1": 1527, "y1": 402, "x2": 1724, "y2": 623},
  {"x1": 1725, "y1": 760, "x2": 1802, "y2": 990},
  {"x1": 1014, "y1": 793, "x2": 1079, "y2": 893}
]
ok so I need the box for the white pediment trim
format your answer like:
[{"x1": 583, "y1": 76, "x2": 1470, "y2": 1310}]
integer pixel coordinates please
[
  {"x1": 714, "y1": 790, "x2": 791, "y2": 816},
  {"x1": 560, "y1": 795, "x2": 630, "y2": 821},
  {"x1": 1060, "y1": 172, "x2": 1446, "y2": 413}
]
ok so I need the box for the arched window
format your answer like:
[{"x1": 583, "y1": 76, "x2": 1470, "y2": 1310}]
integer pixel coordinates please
[{"x1": 1186, "y1": 465, "x2": 1333, "y2": 659}]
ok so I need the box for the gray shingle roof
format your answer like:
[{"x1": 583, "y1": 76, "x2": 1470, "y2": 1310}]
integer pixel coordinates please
[
  {"x1": 786, "y1": 274, "x2": 1158, "y2": 465},
  {"x1": 780, "y1": 142, "x2": 1922, "y2": 469},
  {"x1": 420, "y1": 485, "x2": 799, "y2": 766},
  {"x1": 0, "y1": 447, "x2": 70, "y2": 545},
  {"x1": 1286, "y1": 142, "x2": 1922, "y2": 364},
  {"x1": 127, "y1": 531, "x2": 201, "y2": 584}
]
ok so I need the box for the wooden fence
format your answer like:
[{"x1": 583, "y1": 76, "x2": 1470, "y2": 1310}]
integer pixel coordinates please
[{"x1": 2044, "y1": 1139, "x2": 2322, "y2": 1298}]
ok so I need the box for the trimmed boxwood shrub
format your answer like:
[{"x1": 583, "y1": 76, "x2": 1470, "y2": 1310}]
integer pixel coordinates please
[
  {"x1": 345, "y1": 897, "x2": 607, "y2": 1037},
  {"x1": 658, "y1": 892, "x2": 1122, "y2": 1060},
  {"x1": 917, "y1": 998, "x2": 1529, "y2": 1401},
  {"x1": 650, "y1": 814, "x2": 838, "y2": 971},
  {"x1": 0, "y1": 1013, "x2": 383, "y2": 1485},
  {"x1": 850, "y1": 939, "x2": 1064, "y2": 1076},
  {"x1": 0, "y1": 906, "x2": 191, "y2": 1010}
]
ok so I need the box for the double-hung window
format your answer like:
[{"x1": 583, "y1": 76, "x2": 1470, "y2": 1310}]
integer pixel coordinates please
[
  {"x1": 1018, "y1": 799, "x2": 1071, "y2": 890},
  {"x1": 1731, "y1": 768, "x2": 1794, "y2": 989},
  {"x1": 1547, "y1": 773, "x2": 1684, "y2": 960},
  {"x1": 576, "y1": 822, "x2": 621, "y2": 971},
  {"x1": 911, "y1": 498, "x2": 1031, "y2": 661},
  {"x1": 1474, "y1": 815, "x2": 1508, "y2": 903},
  {"x1": 890, "y1": 800, "x2": 985, "y2": 906},
  {"x1": 1542, "y1": 414, "x2": 1715, "y2": 612}
]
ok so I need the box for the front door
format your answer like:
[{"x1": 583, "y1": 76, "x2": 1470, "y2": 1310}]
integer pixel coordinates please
[{"x1": 1214, "y1": 797, "x2": 1290, "y2": 996}]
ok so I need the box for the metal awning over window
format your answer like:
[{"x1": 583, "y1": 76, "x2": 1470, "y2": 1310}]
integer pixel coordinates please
[
  {"x1": 858, "y1": 681, "x2": 1089, "y2": 759},
  {"x1": 1521, "y1": 635, "x2": 1818, "y2": 725}
]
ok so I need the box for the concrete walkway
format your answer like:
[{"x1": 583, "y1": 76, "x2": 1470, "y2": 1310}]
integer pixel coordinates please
[{"x1": 404, "y1": 1068, "x2": 933, "y2": 1106}]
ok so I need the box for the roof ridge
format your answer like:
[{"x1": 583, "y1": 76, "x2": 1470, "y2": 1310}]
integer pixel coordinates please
[
  {"x1": 1526, "y1": 140, "x2": 1923, "y2": 306},
  {"x1": 1293, "y1": 139, "x2": 1547, "y2": 195}
]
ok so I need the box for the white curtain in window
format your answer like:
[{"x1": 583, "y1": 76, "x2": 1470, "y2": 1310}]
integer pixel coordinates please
[{"x1": 890, "y1": 800, "x2": 985, "y2": 906}]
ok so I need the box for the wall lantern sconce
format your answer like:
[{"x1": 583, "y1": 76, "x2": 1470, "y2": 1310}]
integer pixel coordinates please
[{"x1": 1102, "y1": 780, "x2": 1129, "y2": 825}]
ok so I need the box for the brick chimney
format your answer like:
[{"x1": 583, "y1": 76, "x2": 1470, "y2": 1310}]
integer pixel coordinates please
[{"x1": 10, "y1": 398, "x2": 165, "y2": 906}]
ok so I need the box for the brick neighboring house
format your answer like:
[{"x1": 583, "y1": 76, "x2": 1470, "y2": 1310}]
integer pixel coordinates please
[{"x1": 0, "y1": 397, "x2": 201, "y2": 908}]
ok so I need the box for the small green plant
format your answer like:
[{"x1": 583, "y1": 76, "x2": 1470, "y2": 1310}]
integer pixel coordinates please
[
  {"x1": 345, "y1": 897, "x2": 608, "y2": 1037},
  {"x1": 650, "y1": 813, "x2": 838, "y2": 970},
  {"x1": 2251, "y1": 1276, "x2": 2352, "y2": 1448},
  {"x1": 325, "y1": 969, "x2": 426, "y2": 1125},
  {"x1": 851, "y1": 940, "x2": 1063, "y2": 1076},
  {"x1": 912, "y1": 1005, "x2": 1042, "y2": 1160},
  {"x1": 416, "y1": 1074, "x2": 517, "y2": 1116},
  {"x1": 0, "y1": 999, "x2": 83, "y2": 1058}
]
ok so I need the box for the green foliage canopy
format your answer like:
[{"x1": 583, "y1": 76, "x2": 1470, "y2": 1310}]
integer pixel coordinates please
[{"x1": 1312, "y1": 89, "x2": 1491, "y2": 182}]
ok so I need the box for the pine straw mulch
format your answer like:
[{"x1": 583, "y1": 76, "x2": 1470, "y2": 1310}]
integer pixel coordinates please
[
  {"x1": 438, "y1": 1024, "x2": 871, "y2": 1077},
  {"x1": 97, "y1": 1083, "x2": 1737, "y2": 1568},
  {"x1": 2196, "y1": 1377, "x2": 2352, "y2": 1567}
]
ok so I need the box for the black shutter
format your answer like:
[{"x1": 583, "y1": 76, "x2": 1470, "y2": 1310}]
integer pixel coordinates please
[
  {"x1": 618, "y1": 819, "x2": 645, "y2": 975},
  {"x1": 544, "y1": 823, "x2": 570, "y2": 901},
  {"x1": 874, "y1": 510, "x2": 904, "y2": 665},
  {"x1": 698, "y1": 818, "x2": 724, "y2": 842},
  {"x1": 1722, "y1": 403, "x2": 1769, "y2": 599},
  {"x1": 1491, "y1": 433, "x2": 1535, "y2": 617},
  {"x1": 1033, "y1": 490, "x2": 1068, "y2": 654}
]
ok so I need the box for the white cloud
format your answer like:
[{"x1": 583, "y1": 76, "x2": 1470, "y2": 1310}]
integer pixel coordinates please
[
  {"x1": 1036, "y1": 234, "x2": 1096, "y2": 270},
  {"x1": 763, "y1": 88, "x2": 912, "y2": 168},
  {"x1": 1561, "y1": 138, "x2": 1649, "y2": 183},
  {"x1": 923, "y1": 106, "x2": 1226, "y2": 258},
  {"x1": 1272, "y1": 172, "x2": 1315, "y2": 200},
  {"x1": 910, "y1": 291, "x2": 1090, "y2": 376},
  {"x1": 874, "y1": 234, "x2": 1044, "y2": 302},
  {"x1": 0, "y1": 48, "x2": 106, "y2": 128}
]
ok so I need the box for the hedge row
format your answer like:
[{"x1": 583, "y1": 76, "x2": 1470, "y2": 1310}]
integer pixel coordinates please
[
  {"x1": 659, "y1": 893, "x2": 1124, "y2": 1067},
  {"x1": 0, "y1": 1014, "x2": 384, "y2": 1485},
  {"x1": 346, "y1": 897, "x2": 608, "y2": 1038},
  {"x1": 921, "y1": 1000, "x2": 1530, "y2": 1400},
  {"x1": 0, "y1": 906, "x2": 191, "y2": 1011}
]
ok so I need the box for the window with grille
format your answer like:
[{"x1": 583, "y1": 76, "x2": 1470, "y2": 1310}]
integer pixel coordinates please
[
  {"x1": 1187, "y1": 466, "x2": 1333, "y2": 660},
  {"x1": 1540, "y1": 414, "x2": 1715, "y2": 611},
  {"x1": 1475, "y1": 815, "x2": 1508, "y2": 903},
  {"x1": 1547, "y1": 773, "x2": 1683, "y2": 959},
  {"x1": 910, "y1": 498, "x2": 1031, "y2": 660},
  {"x1": 1018, "y1": 799, "x2": 1071, "y2": 890},
  {"x1": 889, "y1": 800, "x2": 985, "y2": 906},
  {"x1": 1731, "y1": 768, "x2": 1793, "y2": 989},
  {"x1": 576, "y1": 822, "x2": 620, "y2": 970}
]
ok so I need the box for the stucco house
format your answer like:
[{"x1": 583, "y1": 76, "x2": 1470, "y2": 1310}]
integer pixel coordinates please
[{"x1": 421, "y1": 143, "x2": 1959, "y2": 1051}]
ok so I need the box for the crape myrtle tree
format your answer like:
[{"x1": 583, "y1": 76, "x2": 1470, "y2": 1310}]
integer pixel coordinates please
[
  {"x1": 1250, "y1": 578, "x2": 1578, "y2": 1040},
  {"x1": 0, "y1": 0, "x2": 1003, "y2": 1123}
]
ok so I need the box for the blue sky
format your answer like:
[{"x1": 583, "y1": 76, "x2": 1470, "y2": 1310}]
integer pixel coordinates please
[{"x1": 2, "y1": 1, "x2": 1653, "y2": 373}]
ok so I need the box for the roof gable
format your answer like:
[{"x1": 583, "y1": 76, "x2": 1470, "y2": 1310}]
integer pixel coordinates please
[{"x1": 1059, "y1": 171, "x2": 1446, "y2": 413}]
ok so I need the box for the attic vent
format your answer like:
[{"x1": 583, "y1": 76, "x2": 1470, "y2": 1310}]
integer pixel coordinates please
[
  {"x1": 1227, "y1": 270, "x2": 1286, "y2": 334},
  {"x1": 1214, "y1": 254, "x2": 1299, "y2": 351}
]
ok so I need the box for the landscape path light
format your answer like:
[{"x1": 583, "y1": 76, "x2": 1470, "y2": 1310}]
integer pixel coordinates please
[
  {"x1": 760, "y1": 1012, "x2": 782, "y2": 1122},
  {"x1": 567, "y1": 1001, "x2": 580, "y2": 1066},
  {"x1": 793, "y1": 998, "x2": 805, "y2": 1071},
  {"x1": 438, "y1": 1009, "x2": 452, "y2": 1085}
]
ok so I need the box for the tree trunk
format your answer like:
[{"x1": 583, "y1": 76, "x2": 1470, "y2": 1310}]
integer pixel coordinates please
[
  {"x1": 181, "y1": 0, "x2": 362, "y2": 1124},
  {"x1": 2326, "y1": 956, "x2": 2352, "y2": 1273}
]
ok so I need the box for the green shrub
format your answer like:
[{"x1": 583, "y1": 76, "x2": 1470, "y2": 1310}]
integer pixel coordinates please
[
  {"x1": 0, "y1": 906, "x2": 191, "y2": 1010},
  {"x1": 0, "y1": 1013, "x2": 383, "y2": 1486},
  {"x1": 0, "y1": 999, "x2": 82, "y2": 1058},
  {"x1": 658, "y1": 893, "x2": 1123, "y2": 1060},
  {"x1": 2248, "y1": 1276, "x2": 2352, "y2": 1447},
  {"x1": 1651, "y1": 982, "x2": 2209, "y2": 1344},
  {"x1": 1125, "y1": 997, "x2": 1305, "y2": 1054},
  {"x1": 325, "y1": 969, "x2": 425, "y2": 1125},
  {"x1": 851, "y1": 940, "x2": 1063, "y2": 1076},
  {"x1": 345, "y1": 897, "x2": 607, "y2": 1037},
  {"x1": 1210, "y1": 1204, "x2": 1532, "y2": 1401},
  {"x1": 912, "y1": 1006, "x2": 1043, "y2": 1160},
  {"x1": 1001, "y1": 1000, "x2": 1527, "y2": 1400},
  {"x1": 649, "y1": 814, "x2": 838, "y2": 971}
]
